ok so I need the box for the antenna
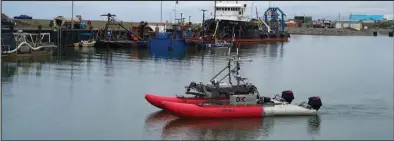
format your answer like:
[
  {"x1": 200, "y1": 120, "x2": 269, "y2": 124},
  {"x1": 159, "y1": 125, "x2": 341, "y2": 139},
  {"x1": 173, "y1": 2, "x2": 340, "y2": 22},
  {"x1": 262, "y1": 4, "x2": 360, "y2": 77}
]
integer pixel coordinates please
[
  {"x1": 228, "y1": 45, "x2": 231, "y2": 56},
  {"x1": 214, "y1": 1, "x2": 217, "y2": 20}
]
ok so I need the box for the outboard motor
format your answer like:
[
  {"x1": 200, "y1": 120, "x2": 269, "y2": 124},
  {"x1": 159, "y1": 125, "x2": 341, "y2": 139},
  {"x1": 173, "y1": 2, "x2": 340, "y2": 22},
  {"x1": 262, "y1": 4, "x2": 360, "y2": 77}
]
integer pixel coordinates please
[
  {"x1": 281, "y1": 90, "x2": 294, "y2": 103},
  {"x1": 262, "y1": 96, "x2": 271, "y2": 103},
  {"x1": 307, "y1": 96, "x2": 322, "y2": 111},
  {"x1": 257, "y1": 96, "x2": 272, "y2": 104}
]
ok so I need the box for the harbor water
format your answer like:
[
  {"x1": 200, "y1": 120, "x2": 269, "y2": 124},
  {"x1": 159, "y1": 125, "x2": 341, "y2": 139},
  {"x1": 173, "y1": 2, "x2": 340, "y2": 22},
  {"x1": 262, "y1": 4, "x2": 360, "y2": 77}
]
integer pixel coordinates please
[{"x1": 2, "y1": 35, "x2": 393, "y2": 140}]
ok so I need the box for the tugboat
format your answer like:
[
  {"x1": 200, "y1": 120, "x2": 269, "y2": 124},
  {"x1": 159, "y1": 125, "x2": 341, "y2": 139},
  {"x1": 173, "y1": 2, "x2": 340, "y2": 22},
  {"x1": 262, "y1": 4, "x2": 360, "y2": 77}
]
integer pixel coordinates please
[{"x1": 186, "y1": 1, "x2": 290, "y2": 44}]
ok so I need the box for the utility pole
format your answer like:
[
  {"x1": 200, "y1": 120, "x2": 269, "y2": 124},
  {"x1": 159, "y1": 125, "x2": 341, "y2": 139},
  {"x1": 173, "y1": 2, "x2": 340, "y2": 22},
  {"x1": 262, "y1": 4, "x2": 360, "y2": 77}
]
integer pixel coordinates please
[
  {"x1": 175, "y1": 2, "x2": 178, "y2": 22},
  {"x1": 214, "y1": 1, "x2": 217, "y2": 20},
  {"x1": 201, "y1": 9, "x2": 207, "y2": 38},
  {"x1": 180, "y1": 12, "x2": 183, "y2": 23},
  {"x1": 173, "y1": 9, "x2": 176, "y2": 23},
  {"x1": 338, "y1": 12, "x2": 341, "y2": 21},
  {"x1": 251, "y1": 2, "x2": 254, "y2": 19},
  {"x1": 71, "y1": 1, "x2": 74, "y2": 29},
  {"x1": 189, "y1": 16, "x2": 191, "y2": 24},
  {"x1": 160, "y1": 1, "x2": 163, "y2": 23}
]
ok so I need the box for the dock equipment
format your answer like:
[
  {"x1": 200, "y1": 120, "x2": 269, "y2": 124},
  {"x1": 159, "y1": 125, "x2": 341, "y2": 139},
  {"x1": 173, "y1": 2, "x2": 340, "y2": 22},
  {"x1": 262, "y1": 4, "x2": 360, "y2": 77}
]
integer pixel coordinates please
[
  {"x1": 99, "y1": 13, "x2": 143, "y2": 41},
  {"x1": 264, "y1": 7, "x2": 286, "y2": 32}
]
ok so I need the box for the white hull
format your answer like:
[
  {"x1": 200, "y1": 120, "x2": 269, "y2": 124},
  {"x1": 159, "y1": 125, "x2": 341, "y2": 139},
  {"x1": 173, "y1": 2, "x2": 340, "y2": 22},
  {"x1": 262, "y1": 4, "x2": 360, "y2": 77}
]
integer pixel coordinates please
[
  {"x1": 229, "y1": 95, "x2": 319, "y2": 116},
  {"x1": 260, "y1": 98, "x2": 318, "y2": 116},
  {"x1": 263, "y1": 103, "x2": 318, "y2": 116},
  {"x1": 74, "y1": 40, "x2": 96, "y2": 47}
]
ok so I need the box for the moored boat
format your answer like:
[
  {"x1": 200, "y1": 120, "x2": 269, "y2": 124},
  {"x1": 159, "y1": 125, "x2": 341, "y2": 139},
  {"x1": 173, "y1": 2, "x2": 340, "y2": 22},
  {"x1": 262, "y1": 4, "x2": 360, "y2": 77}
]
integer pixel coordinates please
[
  {"x1": 74, "y1": 32, "x2": 96, "y2": 47},
  {"x1": 187, "y1": 1, "x2": 290, "y2": 44},
  {"x1": 74, "y1": 40, "x2": 96, "y2": 47}
]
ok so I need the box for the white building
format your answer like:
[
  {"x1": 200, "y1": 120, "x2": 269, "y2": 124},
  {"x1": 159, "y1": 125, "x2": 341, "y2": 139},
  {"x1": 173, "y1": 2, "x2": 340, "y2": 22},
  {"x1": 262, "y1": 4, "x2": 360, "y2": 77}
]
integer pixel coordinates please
[
  {"x1": 335, "y1": 20, "x2": 363, "y2": 31},
  {"x1": 384, "y1": 14, "x2": 393, "y2": 21}
]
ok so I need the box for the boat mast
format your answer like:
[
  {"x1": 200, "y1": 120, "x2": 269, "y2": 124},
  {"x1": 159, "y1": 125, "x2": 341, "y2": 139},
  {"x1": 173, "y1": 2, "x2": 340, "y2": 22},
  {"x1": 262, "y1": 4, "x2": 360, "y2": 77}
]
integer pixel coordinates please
[
  {"x1": 175, "y1": 1, "x2": 178, "y2": 23},
  {"x1": 214, "y1": 1, "x2": 216, "y2": 20},
  {"x1": 71, "y1": 1, "x2": 74, "y2": 29},
  {"x1": 251, "y1": 2, "x2": 254, "y2": 19},
  {"x1": 256, "y1": 7, "x2": 258, "y2": 19}
]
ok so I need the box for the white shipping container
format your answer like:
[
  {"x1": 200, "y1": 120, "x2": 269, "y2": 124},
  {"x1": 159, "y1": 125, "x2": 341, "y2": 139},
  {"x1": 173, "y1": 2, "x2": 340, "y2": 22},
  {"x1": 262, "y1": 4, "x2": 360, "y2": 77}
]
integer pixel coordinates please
[{"x1": 350, "y1": 22, "x2": 362, "y2": 30}]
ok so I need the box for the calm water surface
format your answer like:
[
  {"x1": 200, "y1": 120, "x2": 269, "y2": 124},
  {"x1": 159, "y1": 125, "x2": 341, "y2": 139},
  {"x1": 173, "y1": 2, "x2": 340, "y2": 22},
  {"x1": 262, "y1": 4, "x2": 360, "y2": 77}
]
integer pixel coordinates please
[{"x1": 2, "y1": 35, "x2": 393, "y2": 140}]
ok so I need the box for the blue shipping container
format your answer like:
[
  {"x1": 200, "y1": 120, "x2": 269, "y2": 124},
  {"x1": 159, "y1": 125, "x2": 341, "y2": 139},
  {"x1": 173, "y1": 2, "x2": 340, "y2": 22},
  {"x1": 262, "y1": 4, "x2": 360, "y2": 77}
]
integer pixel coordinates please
[{"x1": 349, "y1": 15, "x2": 384, "y2": 21}]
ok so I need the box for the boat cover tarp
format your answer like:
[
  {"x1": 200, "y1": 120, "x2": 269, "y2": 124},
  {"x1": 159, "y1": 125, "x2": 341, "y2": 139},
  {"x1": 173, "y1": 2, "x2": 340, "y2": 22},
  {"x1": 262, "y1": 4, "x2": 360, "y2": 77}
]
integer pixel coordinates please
[{"x1": 80, "y1": 32, "x2": 93, "y2": 36}]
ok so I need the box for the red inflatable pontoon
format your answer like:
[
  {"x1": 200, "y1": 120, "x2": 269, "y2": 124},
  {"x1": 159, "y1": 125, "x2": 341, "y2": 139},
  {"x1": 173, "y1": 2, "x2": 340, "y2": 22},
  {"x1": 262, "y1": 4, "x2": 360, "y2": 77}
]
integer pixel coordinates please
[
  {"x1": 145, "y1": 93, "x2": 229, "y2": 109},
  {"x1": 162, "y1": 101, "x2": 264, "y2": 119}
]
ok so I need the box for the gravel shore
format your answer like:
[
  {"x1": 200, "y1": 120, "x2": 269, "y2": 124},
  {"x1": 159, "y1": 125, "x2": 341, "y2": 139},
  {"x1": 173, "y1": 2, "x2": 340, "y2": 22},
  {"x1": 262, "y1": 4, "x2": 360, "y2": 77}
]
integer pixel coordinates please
[{"x1": 286, "y1": 27, "x2": 393, "y2": 36}]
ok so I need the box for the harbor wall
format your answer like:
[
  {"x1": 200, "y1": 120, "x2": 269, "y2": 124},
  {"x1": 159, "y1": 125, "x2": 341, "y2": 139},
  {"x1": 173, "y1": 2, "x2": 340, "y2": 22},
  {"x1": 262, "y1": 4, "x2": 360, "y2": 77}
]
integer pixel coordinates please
[{"x1": 286, "y1": 27, "x2": 393, "y2": 36}]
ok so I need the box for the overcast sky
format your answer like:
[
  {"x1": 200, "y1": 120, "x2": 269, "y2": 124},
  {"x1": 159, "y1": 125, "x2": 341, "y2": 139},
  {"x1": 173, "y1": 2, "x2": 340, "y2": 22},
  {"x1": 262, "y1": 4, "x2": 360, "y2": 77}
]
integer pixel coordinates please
[{"x1": 2, "y1": 1, "x2": 393, "y2": 22}]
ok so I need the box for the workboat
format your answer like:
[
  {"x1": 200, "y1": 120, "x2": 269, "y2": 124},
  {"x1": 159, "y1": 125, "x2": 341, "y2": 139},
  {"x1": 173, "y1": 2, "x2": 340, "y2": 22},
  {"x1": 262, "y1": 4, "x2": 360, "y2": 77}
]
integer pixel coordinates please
[
  {"x1": 145, "y1": 48, "x2": 323, "y2": 118},
  {"x1": 162, "y1": 95, "x2": 322, "y2": 118},
  {"x1": 186, "y1": 1, "x2": 290, "y2": 44},
  {"x1": 146, "y1": 47, "x2": 322, "y2": 118}
]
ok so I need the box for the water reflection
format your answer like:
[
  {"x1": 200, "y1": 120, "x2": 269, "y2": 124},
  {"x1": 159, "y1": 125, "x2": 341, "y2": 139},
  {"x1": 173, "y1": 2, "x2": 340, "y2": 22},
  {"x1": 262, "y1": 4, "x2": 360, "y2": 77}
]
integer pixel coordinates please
[
  {"x1": 143, "y1": 110, "x2": 178, "y2": 139},
  {"x1": 1, "y1": 59, "x2": 50, "y2": 83},
  {"x1": 142, "y1": 110, "x2": 322, "y2": 140},
  {"x1": 1, "y1": 61, "x2": 19, "y2": 82},
  {"x1": 307, "y1": 115, "x2": 321, "y2": 135},
  {"x1": 67, "y1": 43, "x2": 275, "y2": 64},
  {"x1": 149, "y1": 47, "x2": 187, "y2": 59},
  {"x1": 129, "y1": 48, "x2": 150, "y2": 60},
  {"x1": 241, "y1": 42, "x2": 286, "y2": 59},
  {"x1": 161, "y1": 117, "x2": 270, "y2": 140}
]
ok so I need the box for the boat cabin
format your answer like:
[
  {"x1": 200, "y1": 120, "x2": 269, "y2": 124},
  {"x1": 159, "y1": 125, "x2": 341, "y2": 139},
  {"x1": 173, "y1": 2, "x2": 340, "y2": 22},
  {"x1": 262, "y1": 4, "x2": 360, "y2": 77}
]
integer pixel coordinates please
[{"x1": 215, "y1": 1, "x2": 249, "y2": 22}]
